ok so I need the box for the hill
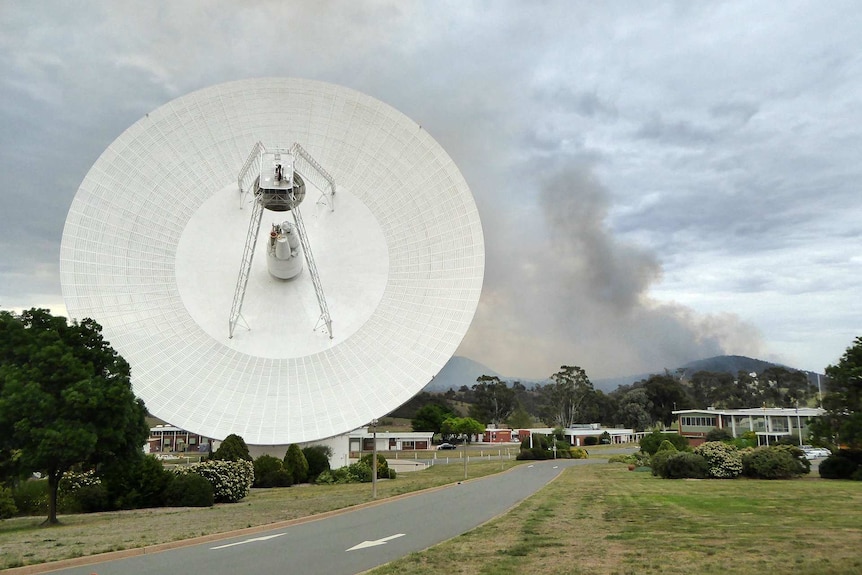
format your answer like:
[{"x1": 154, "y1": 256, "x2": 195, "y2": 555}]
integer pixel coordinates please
[{"x1": 431, "y1": 355, "x2": 823, "y2": 395}]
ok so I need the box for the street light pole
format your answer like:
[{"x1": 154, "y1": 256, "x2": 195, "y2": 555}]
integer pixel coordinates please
[{"x1": 371, "y1": 419, "x2": 378, "y2": 499}]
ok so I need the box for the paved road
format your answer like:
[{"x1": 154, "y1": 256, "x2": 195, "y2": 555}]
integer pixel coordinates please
[{"x1": 51, "y1": 459, "x2": 595, "y2": 575}]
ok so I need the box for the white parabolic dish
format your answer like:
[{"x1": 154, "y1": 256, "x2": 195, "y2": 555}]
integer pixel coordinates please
[{"x1": 59, "y1": 78, "x2": 484, "y2": 445}]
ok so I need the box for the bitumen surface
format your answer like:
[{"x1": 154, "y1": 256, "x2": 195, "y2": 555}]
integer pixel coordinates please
[{"x1": 10, "y1": 458, "x2": 601, "y2": 575}]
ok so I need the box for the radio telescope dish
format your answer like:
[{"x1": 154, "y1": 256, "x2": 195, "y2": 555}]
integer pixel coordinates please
[{"x1": 59, "y1": 78, "x2": 484, "y2": 445}]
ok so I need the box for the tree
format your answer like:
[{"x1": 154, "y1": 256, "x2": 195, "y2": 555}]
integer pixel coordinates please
[
  {"x1": 212, "y1": 434, "x2": 252, "y2": 462},
  {"x1": 411, "y1": 403, "x2": 456, "y2": 434},
  {"x1": 642, "y1": 373, "x2": 690, "y2": 427},
  {"x1": 283, "y1": 444, "x2": 309, "y2": 484},
  {"x1": 441, "y1": 417, "x2": 485, "y2": 443},
  {"x1": 813, "y1": 337, "x2": 862, "y2": 448},
  {"x1": 507, "y1": 404, "x2": 534, "y2": 429},
  {"x1": 540, "y1": 365, "x2": 594, "y2": 428},
  {"x1": 301, "y1": 445, "x2": 332, "y2": 481},
  {"x1": 0, "y1": 309, "x2": 149, "y2": 525},
  {"x1": 615, "y1": 388, "x2": 654, "y2": 430},
  {"x1": 469, "y1": 375, "x2": 515, "y2": 425}
]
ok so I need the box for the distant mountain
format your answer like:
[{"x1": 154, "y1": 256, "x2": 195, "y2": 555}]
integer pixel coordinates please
[{"x1": 679, "y1": 355, "x2": 780, "y2": 377}]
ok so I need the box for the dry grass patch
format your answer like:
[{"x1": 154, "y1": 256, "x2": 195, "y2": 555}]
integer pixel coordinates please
[{"x1": 369, "y1": 464, "x2": 862, "y2": 575}]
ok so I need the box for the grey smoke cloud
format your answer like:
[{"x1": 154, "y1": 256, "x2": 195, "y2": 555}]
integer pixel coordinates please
[{"x1": 457, "y1": 162, "x2": 764, "y2": 378}]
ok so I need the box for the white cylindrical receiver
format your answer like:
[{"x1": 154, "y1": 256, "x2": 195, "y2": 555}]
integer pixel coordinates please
[{"x1": 275, "y1": 235, "x2": 291, "y2": 259}]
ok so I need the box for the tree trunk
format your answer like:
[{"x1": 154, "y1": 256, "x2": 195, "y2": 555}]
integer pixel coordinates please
[{"x1": 43, "y1": 470, "x2": 61, "y2": 526}]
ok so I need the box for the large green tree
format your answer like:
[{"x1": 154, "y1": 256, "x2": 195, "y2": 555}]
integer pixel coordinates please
[
  {"x1": 0, "y1": 309, "x2": 148, "y2": 524},
  {"x1": 642, "y1": 373, "x2": 690, "y2": 427},
  {"x1": 468, "y1": 375, "x2": 515, "y2": 425},
  {"x1": 441, "y1": 417, "x2": 485, "y2": 443},
  {"x1": 411, "y1": 403, "x2": 456, "y2": 434},
  {"x1": 814, "y1": 337, "x2": 862, "y2": 448},
  {"x1": 540, "y1": 365, "x2": 594, "y2": 428}
]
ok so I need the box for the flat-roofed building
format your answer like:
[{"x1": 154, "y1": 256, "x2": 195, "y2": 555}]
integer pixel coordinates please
[{"x1": 672, "y1": 407, "x2": 825, "y2": 446}]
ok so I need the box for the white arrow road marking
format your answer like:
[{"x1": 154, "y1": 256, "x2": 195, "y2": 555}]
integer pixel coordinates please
[
  {"x1": 211, "y1": 532, "x2": 287, "y2": 550},
  {"x1": 346, "y1": 533, "x2": 406, "y2": 551}
]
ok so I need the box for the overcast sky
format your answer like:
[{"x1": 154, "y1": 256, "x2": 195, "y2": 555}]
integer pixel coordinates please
[{"x1": 1, "y1": 1, "x2": 860, "y2": 380}]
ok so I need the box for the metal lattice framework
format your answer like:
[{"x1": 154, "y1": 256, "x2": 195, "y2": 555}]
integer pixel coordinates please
[
  {"x1": 229, "y1": 144, "x2": 334, "y2": 340},
  {"x1": 60, "y1": 78, "x2": 484, "y2": 445}
]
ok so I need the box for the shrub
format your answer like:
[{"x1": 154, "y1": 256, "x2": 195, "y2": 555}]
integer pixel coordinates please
[
  {"x1": 640, "y1": 431, "x2": 689, "y2": 455},
  {"x1": 99, "y1": 454, "x2": 174, "y2": 510},
  {"x1": 650, "y1": 450, "x2": 674, "y2": 477},
  {"x1": 284, "y1": 444, "x2": 309, "y2": 484},
  {"x1": 302, "y1": 445, "x2": 332, "y2": 481},
  {"x1": 583, "y1": 436, "x2": 599, "y2": 446},
  {"x1": 521, "y1": 435, "x2": 551, "y2": 451},
  {"x1": 657, "y1": 440, "x2": 678, "y2": 453},
  {"x1": 608, "y1": 452, "x2": 650, "y2": 467},
  {"x1": 659, "y1": 452, "x2": 708, "y2": 479},
  {"x1": 360, "y1": 453, "x2": 395, "y2": 479},
  {"x1": 570, "y1": 448, "x2": 589, "y2": 459},
  {"x1": 12, "y1": 479, "x2": 48, "y2": 515},
  {"x1": 254, "y1": 455, "x2": 293, "y2": 488},
  {"x1": 164, "y1": 472, "x2": 214, "y2": 507},
  {"x1": 316, "y1": 468, "x2": 349, "y2": 485},
  {"x1": 773, "y1": 444, "x2": 810, "y2": 476},
  {"x1": 743, "y1": 446, "x2": 806, "y2": 479},
  {"x1": 345, "y1": 461, "x2": 373, "y2": 483},
  {"x1": 517, "y1": 447, "x2": 550, "y2": 460},
  {"x1": 58, "y1": 470, "x2": 108, "y2": 513},
  {"x1": 819, "y1": 454, "x2": 860, "y2": 480},
  {"x1": 705, "y1": 427, "x2": 733, "y2": 442},
  {"x1": 131, "y1": 455, "x2": 173, "y2": 508},
  {"x1": 694, "y1": 441, "x2": 742, "y2": 479},
  {"x1": 212, "y1": 434, "x2": 252, "y2": 462},
  {"x1": 178, "y1": 459, "x2": 253, "y2": 503},
  {"x1": 0, "y1": 484, "x2": 17, "y2": 519}
]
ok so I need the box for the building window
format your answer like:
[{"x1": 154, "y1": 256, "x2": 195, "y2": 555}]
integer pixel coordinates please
[{"x1": 682, "y1": 416, "x2": 717, "y2": 427}]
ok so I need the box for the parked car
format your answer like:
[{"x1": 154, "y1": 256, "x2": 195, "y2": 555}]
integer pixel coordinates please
[
  {"x1": 800, "y1": 446, "x2": 831, "y2": 459},
  {"x1": 437, "y1": 442, "x2": 457, "y2": 450}
]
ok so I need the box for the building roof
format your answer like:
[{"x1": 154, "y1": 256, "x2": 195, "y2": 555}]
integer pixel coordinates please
[{"x1": 672, "y1": 407, "x2": 825, "y2": 417}]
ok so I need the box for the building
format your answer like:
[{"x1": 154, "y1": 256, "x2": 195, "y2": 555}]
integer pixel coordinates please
[
  {"x1": 672, "y1": 407, "x2": 825, "y2": 446},
  {"x1": 483, "y1": 426, "x2": 514, "y2": 443},
  {"x1": 515, "y1": 425, "x2": 638, "y2": 446},
  {"x1": 148, "y1": 425, "x2": 213, "y2": 453}
]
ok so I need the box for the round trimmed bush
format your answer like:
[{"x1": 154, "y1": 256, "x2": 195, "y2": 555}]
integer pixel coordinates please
[
  {"x1": 254, "y1": 455, "x2": 292, "y2": 488},
  {"x1": 743, "y1": 446, "x2": 805, "y2": 479},
  {"x1": 570, "y1": 448, "x2": 588, "y2": 459},
  {"x1": 660, "y1": 452, "x2": 708, "y2": 479},
  {"x1": 165, "y1": 473, "x2": 214, "y2": 507},
  {"x1": 640, "y1": 432, "x2": 689, "y2": 455},
  {"x1": 584, "y1": 436, "x2": 599, "y2": 446},
  {"x1": 657, "y1": 440, "x2": 678, "y2": 453},
  {"x1": 819, "y1": 454, "x2": 860, "y2": 480}
]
